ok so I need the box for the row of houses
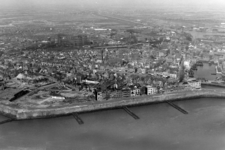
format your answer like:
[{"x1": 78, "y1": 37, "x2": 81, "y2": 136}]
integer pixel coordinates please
[
  {"x1": 96, "y1": 78, "x2": 201, "y2": 101},
  {"x1": 96, "y1": 85, "x2": 160, "y2": 101}
]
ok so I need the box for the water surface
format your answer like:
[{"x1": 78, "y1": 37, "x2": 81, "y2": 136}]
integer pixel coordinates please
[
  {"x1": 1, "y1": 98, "x2": 225, "y2": 150},
  {"x1": 194, "y1": 63, "x2": 219, "y2": 80}
]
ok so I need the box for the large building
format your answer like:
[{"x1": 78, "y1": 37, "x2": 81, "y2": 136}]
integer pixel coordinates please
[
  {"x1": 187, "y1": 78, "x2": 201, "y2": 89},
  {"x1": 73, "y1": 34, "x2": 89, "y2": 47},
  {"x1": 178, "y1": 56, "x2": 185, "y2": 82},
  {"x1": 57, "y1": 34, "x2": 89, "y2": 47},
  {"x1": 146, "y1": 85, "x2": 157, "y2": 95}
]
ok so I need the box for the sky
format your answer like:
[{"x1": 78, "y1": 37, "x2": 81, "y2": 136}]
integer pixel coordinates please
[{"x1": 0, "y1": 0, "x2": 225, "y2": 8}]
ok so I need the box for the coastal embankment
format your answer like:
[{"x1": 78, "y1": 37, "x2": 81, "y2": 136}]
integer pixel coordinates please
[
  {"x1": 202, "y1": 82, "x2": 225, "y2": 88},
  {"x1": 0, "y1": 89, "x2": 225, "y2": 120}
]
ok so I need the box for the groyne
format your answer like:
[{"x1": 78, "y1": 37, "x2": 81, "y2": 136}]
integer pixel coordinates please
[{"x1": 0, "y1": 89, "x2": 225, "y2": 120}]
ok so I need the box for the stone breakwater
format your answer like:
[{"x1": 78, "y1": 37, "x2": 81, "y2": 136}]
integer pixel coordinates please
[{"x1": 0, "y1": 89, "x2": 225, "y2": 120}]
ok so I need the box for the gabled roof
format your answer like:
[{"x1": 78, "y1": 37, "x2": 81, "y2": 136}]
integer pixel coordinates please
[
  {"x1": 16, "y1": 73, "x2": 25, "y2": 79},
  {"x1": 186, "y1": 78, "x2": 197, "y2": 82}
]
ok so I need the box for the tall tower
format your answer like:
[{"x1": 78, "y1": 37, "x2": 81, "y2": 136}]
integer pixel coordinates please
[
  {"x1": 178, "y1": 55, "x2": 185, "y2": 83},
  {"x1": 57, "y1": 34, "x2": 63, "y2": 45}
]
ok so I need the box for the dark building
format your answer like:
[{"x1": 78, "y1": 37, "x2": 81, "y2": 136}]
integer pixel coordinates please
[
  {"x1": 73, "y1": 34, "x2": 89, "y2": 47},
  {"x1": 57, "y1": 34, "x2": 64, "y2": 45},
  {"x1": 122, "y1": 88, "x2": 131, "y2": 97},
  {"x1": 178, "y1": 56, "x2": 185, "y2": 83}
]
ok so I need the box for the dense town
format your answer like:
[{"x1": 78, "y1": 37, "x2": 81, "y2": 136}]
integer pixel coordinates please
[
  {"x1": 0, "y1": 9, "x2": 225, "y2": 108},
  {"x1": 2, "y1": 1, "x2": 225, "y2": 149}
]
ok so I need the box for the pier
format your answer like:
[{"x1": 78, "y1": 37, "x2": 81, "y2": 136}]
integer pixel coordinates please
[
  {"x1": 123, "y1": 106, "x2": 140, "y2": 120},
  {"x1": 166, "y1": 101, "x2": 188, "y2": 114},
  {"x1": 72, "y1": 113, "x2": 84, "y2": 125}
]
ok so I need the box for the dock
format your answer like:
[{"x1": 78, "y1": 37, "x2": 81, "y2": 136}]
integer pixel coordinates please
[
  {"x1": 72, "y1": 113, "x2": 84, "y2": 125},
  {"x1": 123, "y1": 106, "x2": 140, "y2": 120},
  {"x1": 166, "y1": 101, "x2": 188, "y2": 114}
]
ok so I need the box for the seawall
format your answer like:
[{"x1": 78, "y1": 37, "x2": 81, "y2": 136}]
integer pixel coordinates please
[
  {"x1": 1, "y1": 89, "x2": 225, "y2": 120},
  {"x1": 202, "y1": 82, "x2": 225, "y2": 88}
]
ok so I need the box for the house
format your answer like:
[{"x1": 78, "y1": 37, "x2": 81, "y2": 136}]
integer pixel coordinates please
[
  {"x1": 130, "y1": 86, "x2": 140, "y2": 96},
  {"x1": 146, "y1": 85, "x2": 157, "y2": 95},
  {"x1": 140, "y1": 68, "x2": 146, "y2": 74},
  {"x1": 97, "y1": 92, "x2": 104, "y2": 101},
  {"x1": 16, "y1": 73, "x2": 26, "y2": 80},
  {"x1": 187, "y1": 78, "x2": 201, "y2": 89},
  {"x1": 169, "y1": 74, "x2": 177, "y2": 79},
  {"x1": 111, "y1": 90, "x2": 123, "y2": 99},
  {"x1": 140, "y1": 86, "x2": 148, "y2": 95},
  {"x1": 122, "y1": 88, "x2": 131, "y2": 97},
  {"x1": 131, "y1": 90, "x2": 136, "y2": 96}
]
